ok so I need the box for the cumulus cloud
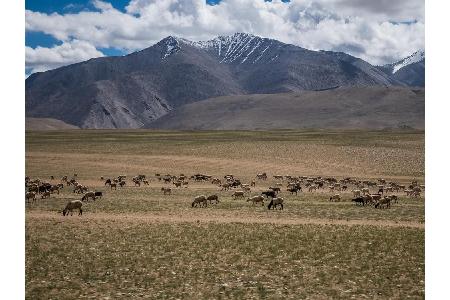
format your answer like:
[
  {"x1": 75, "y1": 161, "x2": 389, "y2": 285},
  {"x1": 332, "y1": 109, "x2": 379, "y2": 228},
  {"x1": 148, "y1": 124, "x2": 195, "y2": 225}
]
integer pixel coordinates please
[
  {"x1": 25, "y1": 0, "x2": 424, "y2": 73},
  {"x1": 26, "y1": 40, "x2": 104, "y2": 73}
]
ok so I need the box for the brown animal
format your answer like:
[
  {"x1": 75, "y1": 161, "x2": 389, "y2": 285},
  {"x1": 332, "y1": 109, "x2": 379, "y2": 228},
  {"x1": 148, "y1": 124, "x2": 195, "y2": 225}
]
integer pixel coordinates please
[
  {"x1": 375, "y1": 197, "x2": 391, "y2": 209},
  {"x1": 161, "y1": 187, "x2": 172, "y2": 195},
  {"x1": 329, "y1": 194, "x2": 341, "y2": 202},
  {"x1": 192, "y1": 195, "x2": 208, "y2": 207},
  {"x1": 268, "y1": 197, "x2": 284, "y2": 210},
  {"x1": 207, "y1": 194, "x2": 219, "y2": 204},
  {"x1": 221, "y1": 183, "x2": 231, "y2": 191},
  {"x1": 232, "y1": 191, "x2": 245, "y2": 199},
  {"x1": 25, "y1": 192, "x2": 36, "y2": 203},
  {"x1": 173, "y1": 181, "x2": 182, "y2": 188},
  {"x1": 81, "y1": 191, "x2": 96, "y2": 202},
  {"x1": 110, "y1": 183, "x2": 117, "y2": 190},
  {"x1": 41, "y1": 191, "x2": 51, "y2": 199},
  {"x1": 247, "y1": 195, "x2": 265, "y2": 206},
  {"x1": 62, "y1": 200, "x2": 83, "y2": 216},
  {"x1": 50, "y1": 185, "x2": 60, "y2": 194}
]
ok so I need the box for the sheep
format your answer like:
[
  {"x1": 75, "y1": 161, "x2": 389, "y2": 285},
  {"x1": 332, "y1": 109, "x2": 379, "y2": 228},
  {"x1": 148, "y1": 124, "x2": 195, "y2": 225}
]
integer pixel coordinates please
[
  {"x1": 41, "y1": 191, "x2": 51, "y2": 199},
  {"x1": 352, "y1": 190, "x2": 361, "y2": 197},
  {"x1": 352, "y1": 197, "x2": 365, "y2": 206},
  {"x1": 256, "y1": 173, "x2": 267, "y2": 180},
  {"x1": 308, "y1": 185, "x2": 317, "y2": 192},
  {"x1": 28, "y1": 185, "x2": 39, "y2": 194},
  {"x1": 94, "y1": 191, "x2": 103, "y2": 198},
  {"x1": 25, "y1": 192, "x2": 36, "y2": 204},
  {"x1": 232, "y1": 191, "x2": 245, "y2": 199},
  {"x1": 385, "y1": 186, "x2": 393, "y2": 193},
  {"x1": 247, "y1": 195, "x2": 265, "y2": 206},
  {"x1": 287, "y1": 187, "x2": 301, "y2": 195},
  {"x1": 62, "y1": 200, "x2": 83, "y2": 216},
  {"x1": 268, "y1": 197, "x2": 284, "y2": 210},
  {"x1": 110, "y1": 183, "x2": 117, "y2": 190},
  {"x1": 161, "y1": 187, "x2": 172, "y2": 195},
  {"x1": 173, "y1": 181, "x2": 182, "y2": 188},
  {"x1": 269, "y1": 187, "x2": 281, "y2": 194},
  {"x1": 50, "y1": 185, "x2": 60, "y2": 194},
  {"x1": 385, "y1": 194, "x2": 398, "y2": 203},
  {"x1": 73, "y1": 185, "x2": 88, "y2": 194},
  {"x1": 221, "y1": 183, "x2": 231, "y2": 191},
  {"x1": 362, "y1": 194, "x2": 375, "y2": 206},
  {"x1": 207, "y1": 194, "x2": 219, "y2": 204},
  {"x1": 375, "y1": 197, "x2": 391, "y2": 209},
  {"x1": 81, "y1": 191, "x2": 96, "y2": 202},
  {"x1": 192, "y1": 195, "x2": 208, "y2": 208},
  {"x1": 261, "y1": 190, "x2": 276, "y2": 198},
  {"x1": 250, "y1": 180, "x2": 256, "y2": 187},
  {"x1": 119, "y1": 181, "x2": 126, "y2": 188},
  {"x1": 362, "y1": 187, "x2": 370, "y2": 195},
  {"x1": 370, "y1": 194, "x2": 382, "y2": 203},
  {"x1": 329, "y1": 194, "x2": 341, "y2": 202},
  {"x1": 143, "y1": 180, "x2": 149, "y2": 185}
]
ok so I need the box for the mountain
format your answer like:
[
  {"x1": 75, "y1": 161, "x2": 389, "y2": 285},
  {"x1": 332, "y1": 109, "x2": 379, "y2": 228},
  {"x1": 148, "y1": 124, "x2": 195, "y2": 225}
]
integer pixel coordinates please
[
  {"x1": 380, "y1": 50, "x2": 425, "y2": 87},
  {"x1": 26, "y1": 117, "x2": 80, "y2": 130},
  {"x1": 147, "y1": 86, "x2": 424, "y2": 130},
  {"x1": 26, "y1": 33, "x2": 410, "y2": 129}
]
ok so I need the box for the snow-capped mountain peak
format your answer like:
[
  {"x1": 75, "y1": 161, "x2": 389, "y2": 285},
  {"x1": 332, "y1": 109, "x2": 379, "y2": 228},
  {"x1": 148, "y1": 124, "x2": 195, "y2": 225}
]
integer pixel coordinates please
[
  {"x1": 158, "y1": 33, "x2": 283, "y2": 64},
  {"x1": 391, "y1": 50, "x2": 425, "y2": 74}
]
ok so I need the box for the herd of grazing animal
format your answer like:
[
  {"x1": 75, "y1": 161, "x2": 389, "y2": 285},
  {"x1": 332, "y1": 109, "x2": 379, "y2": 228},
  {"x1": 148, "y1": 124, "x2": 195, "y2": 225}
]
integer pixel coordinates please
[{"x1": 26, "y1": 173, "x2": 424, "y2": 215}]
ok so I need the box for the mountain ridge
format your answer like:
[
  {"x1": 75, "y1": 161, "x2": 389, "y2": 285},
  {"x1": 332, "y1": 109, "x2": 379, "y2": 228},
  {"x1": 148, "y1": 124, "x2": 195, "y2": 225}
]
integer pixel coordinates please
[{"x1": 26, "y1": 33, "x2": 424, "y2": 129}]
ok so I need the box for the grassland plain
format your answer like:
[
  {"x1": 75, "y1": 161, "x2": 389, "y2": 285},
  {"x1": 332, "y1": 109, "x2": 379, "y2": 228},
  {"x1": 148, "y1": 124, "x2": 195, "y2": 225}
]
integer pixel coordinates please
[{"x1": 26, "y1": 130, "x2": 424, "y2": 299}]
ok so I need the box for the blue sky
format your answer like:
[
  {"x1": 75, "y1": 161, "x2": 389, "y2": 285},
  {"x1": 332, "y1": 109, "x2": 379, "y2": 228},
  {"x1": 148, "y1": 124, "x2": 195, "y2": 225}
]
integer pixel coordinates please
[{"x1": 25, "y1": 0, "x2": 424, "y2": 75}]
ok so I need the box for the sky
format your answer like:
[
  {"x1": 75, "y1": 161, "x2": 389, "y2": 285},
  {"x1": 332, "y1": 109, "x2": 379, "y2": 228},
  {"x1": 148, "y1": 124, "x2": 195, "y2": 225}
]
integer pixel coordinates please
[{"x1": 25, "y1": 0, "x2": 424, "y2": 75}]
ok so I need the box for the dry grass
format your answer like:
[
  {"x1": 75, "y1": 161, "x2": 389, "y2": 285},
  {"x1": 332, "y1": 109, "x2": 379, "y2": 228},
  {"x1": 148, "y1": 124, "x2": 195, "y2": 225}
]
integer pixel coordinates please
[
  {"x1": 26, "y1": 218, "x2": 424, "y2": 299},
  {"x1": 25, "y1": 130, "x2": 425, "y2": 299}
]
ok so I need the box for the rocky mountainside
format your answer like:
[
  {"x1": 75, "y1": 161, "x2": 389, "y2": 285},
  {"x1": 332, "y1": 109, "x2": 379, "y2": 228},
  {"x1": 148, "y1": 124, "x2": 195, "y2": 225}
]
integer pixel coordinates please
[{"x1": 26, "y1": 33, "x2": 421, "y2": 129}]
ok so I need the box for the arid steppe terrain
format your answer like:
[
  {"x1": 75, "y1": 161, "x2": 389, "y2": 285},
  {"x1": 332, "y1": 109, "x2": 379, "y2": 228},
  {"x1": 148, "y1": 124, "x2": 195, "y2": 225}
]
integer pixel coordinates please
[{"x1": 26, "y1": 130, "x2": 424, "y2": 299}]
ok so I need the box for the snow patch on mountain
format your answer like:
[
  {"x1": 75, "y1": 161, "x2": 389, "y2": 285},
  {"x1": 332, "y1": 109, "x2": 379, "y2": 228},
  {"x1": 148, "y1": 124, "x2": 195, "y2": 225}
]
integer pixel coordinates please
[
  {"x1": 158, "y1": 36, "x2": 181, "y2": 60},
  {"x1": 391, "y1": 50, "x2": 425, "y2": 73}
]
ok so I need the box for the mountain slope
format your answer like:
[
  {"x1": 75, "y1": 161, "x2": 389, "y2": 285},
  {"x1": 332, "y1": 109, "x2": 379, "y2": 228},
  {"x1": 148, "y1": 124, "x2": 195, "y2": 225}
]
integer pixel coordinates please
[
  {"x1": 147, "y1": 86, "x2": 424, "y2": 130},
  {"x1": 380, "y1": 51, "x2": 425, "y2": 87},
  {"x1": 26, "y1": 33, "x2": 406, "y2": 129},
  {"x1": 26, "y1": 118, "x2": 79, "y2": 130}
]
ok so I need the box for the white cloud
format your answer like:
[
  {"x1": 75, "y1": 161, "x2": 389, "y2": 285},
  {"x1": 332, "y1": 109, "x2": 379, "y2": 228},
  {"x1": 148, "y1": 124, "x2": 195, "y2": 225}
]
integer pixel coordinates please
[
  {"x1": 25, "y1": 0, "x2": 425, "y2": 72},
  {"x1": 26, "y1": 40, "x2": 104, "y2": 73}
]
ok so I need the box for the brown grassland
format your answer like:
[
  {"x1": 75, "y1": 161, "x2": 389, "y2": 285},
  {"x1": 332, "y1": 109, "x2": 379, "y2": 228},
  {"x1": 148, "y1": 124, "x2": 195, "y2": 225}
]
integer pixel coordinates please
[{"x1": 26, "y1": 130, "x2": 425, "y2": 299}]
